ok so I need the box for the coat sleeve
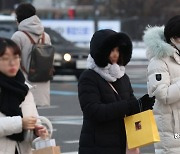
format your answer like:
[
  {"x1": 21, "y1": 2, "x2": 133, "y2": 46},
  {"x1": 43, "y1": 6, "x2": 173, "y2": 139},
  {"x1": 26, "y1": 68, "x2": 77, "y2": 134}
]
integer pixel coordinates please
[
  {"x1": 20, "y1": 91, "x2": 39, "y2": 118},
  {"x1": 0, "y1": 116, "x2": 22, "y2": 137},
  {"x1": 78, "y1": 74, "x2": 132, "y2": 122},
  {"x1": 0, "y1": 91, "x2": 38, "y2": 138},
  {"x1": 20, "y1": 91, "x2": 40, "y2": 142},
  {"x1": 147, "y1": 59, "x2": 180, "y2": 104}
]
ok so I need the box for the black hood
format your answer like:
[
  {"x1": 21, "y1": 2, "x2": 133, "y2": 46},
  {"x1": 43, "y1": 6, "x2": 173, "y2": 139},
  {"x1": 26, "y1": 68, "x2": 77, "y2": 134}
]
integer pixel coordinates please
[{"x1": 90, "y1": 29, "x2": 133, "y2": 67}]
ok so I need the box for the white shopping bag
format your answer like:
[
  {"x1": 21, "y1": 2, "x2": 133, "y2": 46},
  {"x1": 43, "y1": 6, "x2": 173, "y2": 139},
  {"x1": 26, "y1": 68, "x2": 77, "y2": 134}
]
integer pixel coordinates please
[{"x1": 32, "y1": 116, "x2": 60, "y2": 152}]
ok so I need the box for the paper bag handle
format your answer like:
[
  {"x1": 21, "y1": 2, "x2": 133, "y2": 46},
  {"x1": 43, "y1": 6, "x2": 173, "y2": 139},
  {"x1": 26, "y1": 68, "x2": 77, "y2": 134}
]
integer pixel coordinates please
[
  {"x1": 32, "y1": 116, "x2": 53, "y2": 145},
  {"x1": 37, "y1": 116, "x2": 53, "y2": 138}
]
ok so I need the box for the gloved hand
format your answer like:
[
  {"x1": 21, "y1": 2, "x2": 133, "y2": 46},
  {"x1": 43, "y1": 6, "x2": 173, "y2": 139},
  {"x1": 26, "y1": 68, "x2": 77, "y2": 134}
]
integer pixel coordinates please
[
  {"x1": 128, "y1": 94, "x2": 155, "y2": 115},
  {"x1": 138, "y1": 94, "x2": 155, "y2": 111}
]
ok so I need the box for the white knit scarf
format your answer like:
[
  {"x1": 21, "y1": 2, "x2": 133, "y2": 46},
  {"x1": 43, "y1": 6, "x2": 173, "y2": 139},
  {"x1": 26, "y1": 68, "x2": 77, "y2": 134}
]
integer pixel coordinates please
[{"x1": 87, "y1": 54, "x2": 125, "y2": 82}]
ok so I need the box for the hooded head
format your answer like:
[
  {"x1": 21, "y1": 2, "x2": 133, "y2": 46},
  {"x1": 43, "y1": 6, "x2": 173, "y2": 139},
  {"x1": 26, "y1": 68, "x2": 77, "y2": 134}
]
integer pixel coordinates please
[
  {"x1": 164, "y1": 15, "x2": 180, "y2": 44},
  {"x1": 90, "y1": 29, "x2": 132, "y2": 67},
  {"x1": 15, "y1": 3, "x2": 36, "y2": 23},
  {"x1": 15, "y1": 3, "x2": 44, "y2": 35}
]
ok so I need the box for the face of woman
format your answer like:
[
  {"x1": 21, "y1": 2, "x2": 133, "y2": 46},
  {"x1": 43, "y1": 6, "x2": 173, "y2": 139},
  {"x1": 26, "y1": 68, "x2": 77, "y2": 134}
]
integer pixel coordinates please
[
  {"x1": 109, "y1": 47, "x2": 120, "y2": 64},
  {"x1": 174, "y1": 37, "x2": 180, "y2": 43},
  {"x1": 171, "y1": 37, "x2": 180, "y2": 50},
  {"x1": 0, "y1": 47, "x2": 20, "y2": 77}
]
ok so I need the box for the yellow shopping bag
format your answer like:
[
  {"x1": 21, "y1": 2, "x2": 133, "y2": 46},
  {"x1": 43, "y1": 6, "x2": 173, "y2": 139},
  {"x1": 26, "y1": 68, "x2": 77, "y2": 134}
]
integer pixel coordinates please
[{"x1": 124, "y1": 110, "x2": 160, "y2": 149}]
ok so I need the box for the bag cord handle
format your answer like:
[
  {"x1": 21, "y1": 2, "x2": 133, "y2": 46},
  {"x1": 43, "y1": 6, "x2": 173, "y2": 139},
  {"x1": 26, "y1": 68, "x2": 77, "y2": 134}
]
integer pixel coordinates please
[{"x1": 109, "y1": 82, "x2": 142, "y2": 112}]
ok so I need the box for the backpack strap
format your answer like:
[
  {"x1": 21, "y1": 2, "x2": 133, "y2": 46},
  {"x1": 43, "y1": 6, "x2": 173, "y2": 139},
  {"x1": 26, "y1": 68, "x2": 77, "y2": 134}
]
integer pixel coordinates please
[
  {"x1": 21, "y1": 31, "x2": 36, "y2": 74},
  {"x1": 41, "y1": 33, "x2": 45, "y2": 44},
  {"x1": 22, "y1": 31, "x2": 36, "y2": 44},
  {"x1": 22, "y1": 31, "x2": 45, "y2": 44}
]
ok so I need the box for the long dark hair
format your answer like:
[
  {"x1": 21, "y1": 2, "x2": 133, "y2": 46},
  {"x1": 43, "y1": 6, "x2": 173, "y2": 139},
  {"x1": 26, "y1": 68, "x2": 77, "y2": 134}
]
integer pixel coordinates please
[{"x1": 0, "y1": 38, "x2": 21, "y2": 57}]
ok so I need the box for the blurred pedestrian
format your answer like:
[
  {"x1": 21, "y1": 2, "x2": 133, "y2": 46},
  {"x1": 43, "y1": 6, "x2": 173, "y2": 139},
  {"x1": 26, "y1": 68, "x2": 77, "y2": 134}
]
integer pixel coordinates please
[
  {"x1": 12, "y1": 3, "x2": 52, "y2": 106},
  {"x1": 78, "y1": 29, "x2": 155, "y2": 154},
  {"x1": 143, "y1": 15, "x2": 180, "y2": 154},
  {"x1": 0, "y1": 38, "x2": 48, "y2": 154}
]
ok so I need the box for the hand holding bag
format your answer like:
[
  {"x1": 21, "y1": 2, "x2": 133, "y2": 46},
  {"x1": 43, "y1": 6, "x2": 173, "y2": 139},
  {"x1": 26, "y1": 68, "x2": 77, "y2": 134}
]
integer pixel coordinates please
[
  {"x1": 108, "y1": 83, "x2": 140, "y2": 153},
  {"x1": 32, "y1": 116, "x2": 61, "y2": 154},
  {"x1": 124, "y1": 109, "x2": 160, "y2": 149}
]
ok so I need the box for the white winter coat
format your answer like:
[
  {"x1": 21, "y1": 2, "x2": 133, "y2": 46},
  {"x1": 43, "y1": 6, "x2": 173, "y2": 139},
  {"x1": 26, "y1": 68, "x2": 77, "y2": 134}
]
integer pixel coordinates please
[
  {"x1": 11, "y1": 15, "x2": 51, "y2": 106},
  {"x1": 143, "y1": 26, "x2": 180, "y2": 154},
  {"x1": 0, "y1": 90, "x2": 38, "y2": 154}
]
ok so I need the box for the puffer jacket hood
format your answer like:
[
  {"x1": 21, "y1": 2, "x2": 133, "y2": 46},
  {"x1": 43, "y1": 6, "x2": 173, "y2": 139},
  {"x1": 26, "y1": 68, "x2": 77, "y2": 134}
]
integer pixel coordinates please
[
  {"x1": 90, "y1": 29, "x2": 132, "y2": 67},
  {"x1": 18, "y1": 15, "x2": 44, "y2": 36},
  {"x1": 143, "y1": 26, "x2": 176, "y2": 60}
]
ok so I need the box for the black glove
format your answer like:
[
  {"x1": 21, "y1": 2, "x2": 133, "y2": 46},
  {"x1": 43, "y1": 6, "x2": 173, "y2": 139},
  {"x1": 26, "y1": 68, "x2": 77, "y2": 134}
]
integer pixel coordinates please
[
  {"x1": 138, "y1": 94, "x2": 155, "y2": 111},
  {"x1": 128, "y1": 94, "x2": 155, "y2": 115}
]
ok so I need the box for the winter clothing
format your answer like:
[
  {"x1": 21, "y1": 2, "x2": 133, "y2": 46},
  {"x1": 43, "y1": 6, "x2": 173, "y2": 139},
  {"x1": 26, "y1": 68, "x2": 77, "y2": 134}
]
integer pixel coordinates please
[
  {"x1": 78, "y1": 29, "x2": 154, "y2": 154},
  {"x1": 138, "y1": 94, "x2": 155, "y2": 111},
  {"x1": 0, "y1": 71, "x2": 39, "y2": 154},
  {"x1": 143, "y1": 26, "x2": 180, "y2": 154},
  {"x1": 87, "y1": 54, "x2": 125, "y2": 82},
  {"x1": 90, "y1": 29, "x2": 132, "y2": 67},
  {"x1": 11, "y1": 15, "x2": 51, "y2": 106},
  {"x1": 0, "y1": 70, "x2": 28, "y2": 141},
  {"x1": 78, "y1": 69, "x2": 137, "y2": 154}
]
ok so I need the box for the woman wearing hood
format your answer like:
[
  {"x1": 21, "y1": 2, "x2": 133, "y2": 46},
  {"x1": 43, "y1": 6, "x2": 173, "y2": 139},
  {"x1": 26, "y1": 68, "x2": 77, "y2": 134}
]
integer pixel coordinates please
[
  {"x1": 143, "y1": 15, "x2": 180, "y2": 154},
  {"x1": 11, "y1": 3, "x2": 51, "y2": 107},
  {"x1": 78, "y1": 29, "x2": 155, "y2": 154}
]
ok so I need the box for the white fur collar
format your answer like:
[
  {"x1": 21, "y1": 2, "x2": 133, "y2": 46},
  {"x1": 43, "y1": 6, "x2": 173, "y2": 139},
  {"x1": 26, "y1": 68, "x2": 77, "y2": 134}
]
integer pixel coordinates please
[
  {"x1": 143, "y1": 26, "x2": 177, "y2": 60},
  {"x1": 87, "y1": 54, "x2": 125, "y2": 82}
]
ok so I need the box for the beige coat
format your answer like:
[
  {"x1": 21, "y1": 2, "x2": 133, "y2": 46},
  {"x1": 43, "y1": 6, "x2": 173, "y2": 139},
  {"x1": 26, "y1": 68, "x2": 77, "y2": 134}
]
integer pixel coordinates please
[
  {"x1": 0, "y1": 91, "x2": 38, "y2": 154},
  {"x1": 12, "y1": 15, "x2": 51, "y2": 106},
  {"x1": 144, "y1": 26, "x2": 180, "y2": 154}
]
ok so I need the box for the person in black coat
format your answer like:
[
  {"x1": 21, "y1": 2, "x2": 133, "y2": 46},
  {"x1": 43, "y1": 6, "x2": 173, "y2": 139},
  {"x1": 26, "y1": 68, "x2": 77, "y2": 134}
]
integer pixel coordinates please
[{"x1": 78, "y1": 29, "x2": 155, "y2": 154}]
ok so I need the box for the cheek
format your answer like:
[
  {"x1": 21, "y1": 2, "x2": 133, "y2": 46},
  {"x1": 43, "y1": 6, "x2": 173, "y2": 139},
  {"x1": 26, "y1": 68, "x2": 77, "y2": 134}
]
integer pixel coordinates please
[
  {"x1": 116, "y1": 52, "x2": 120, "y2": 57},
  {"x1": 0, "y1": 66, "x2": 9, "y2": 74},
  {"x1": 17, "y1": 63, "x2": 20, "y2": 69},
  {"x1": 0, "y1": 64, "x2": 20, "y2": 76}
]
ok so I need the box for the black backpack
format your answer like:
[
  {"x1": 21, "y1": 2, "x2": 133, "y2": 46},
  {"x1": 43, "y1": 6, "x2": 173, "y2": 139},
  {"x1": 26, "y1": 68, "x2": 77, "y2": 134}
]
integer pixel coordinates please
[{"x1": 22, "y1": 31, "x2": 55, "y2": 82}]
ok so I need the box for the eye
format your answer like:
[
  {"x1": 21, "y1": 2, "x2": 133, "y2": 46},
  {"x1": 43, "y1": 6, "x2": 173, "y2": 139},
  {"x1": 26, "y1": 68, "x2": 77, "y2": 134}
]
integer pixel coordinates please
[
  {"x1": 14, "y1": 55, "x2": 20, "y2": 59},
  {"x1": 2, "y1": 57, "x2": 9, "y2": 61}
]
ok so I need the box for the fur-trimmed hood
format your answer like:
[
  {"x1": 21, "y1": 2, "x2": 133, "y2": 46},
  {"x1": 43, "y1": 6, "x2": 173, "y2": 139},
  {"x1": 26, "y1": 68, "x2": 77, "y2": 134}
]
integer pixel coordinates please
[
  {"x1": 143, "y1": 26, "x2": 176, "y2": 60},
  {"x1": 90, "y1": 29, "x2": 132, "y2": 67}
]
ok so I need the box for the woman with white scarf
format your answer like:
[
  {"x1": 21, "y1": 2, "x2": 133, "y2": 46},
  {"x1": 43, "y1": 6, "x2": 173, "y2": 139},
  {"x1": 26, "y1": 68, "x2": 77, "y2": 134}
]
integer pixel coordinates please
[{"x1": 78, "y1": 29, "x2": 155, "y2": 154}]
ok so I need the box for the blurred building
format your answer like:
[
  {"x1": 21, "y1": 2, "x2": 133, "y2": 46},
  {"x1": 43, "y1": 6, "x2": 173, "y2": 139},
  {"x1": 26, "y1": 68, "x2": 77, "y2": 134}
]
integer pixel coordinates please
[
  {"x1": 0, "y1": 0, "x2": 22, "y2": 13},
  {"x1": 0, "y1": 0, "x2": 180, "y2": 40}
]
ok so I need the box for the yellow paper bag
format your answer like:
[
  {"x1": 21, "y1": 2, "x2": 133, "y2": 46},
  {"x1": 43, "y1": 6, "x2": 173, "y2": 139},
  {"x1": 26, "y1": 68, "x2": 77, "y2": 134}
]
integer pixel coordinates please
[
  {"x1": 32, "y1": 146, "x2": 61, "y2": 154},
  {"x1": 124, "y1": 110, "x2": 160, "y2": 149}
]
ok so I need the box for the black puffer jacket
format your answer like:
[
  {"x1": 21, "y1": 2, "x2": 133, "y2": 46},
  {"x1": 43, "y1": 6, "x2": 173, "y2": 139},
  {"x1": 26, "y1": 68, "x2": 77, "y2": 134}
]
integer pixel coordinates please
[{"x1": 78, "y1": 69, "x2": 138, "y2": 154}]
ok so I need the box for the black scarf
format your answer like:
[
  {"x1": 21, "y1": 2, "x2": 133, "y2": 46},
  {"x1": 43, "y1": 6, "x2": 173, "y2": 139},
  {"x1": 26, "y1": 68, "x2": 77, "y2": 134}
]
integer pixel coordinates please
[{"x1": 0, "y1": 70, "x2": 29, "y2": 141}]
